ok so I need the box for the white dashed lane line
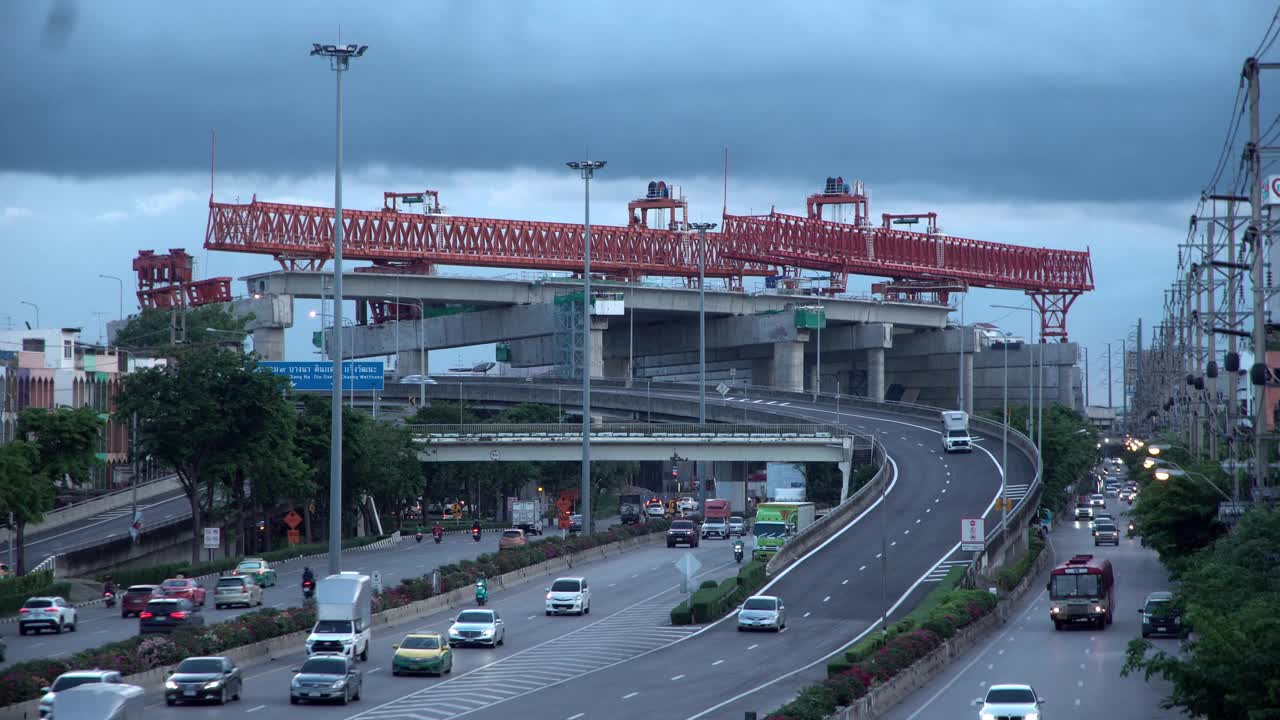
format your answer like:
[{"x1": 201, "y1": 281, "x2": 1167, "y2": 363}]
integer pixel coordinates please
[
  {"x1": 712, "y1": 660, "x2": 724, "y2": 666},
  {"x1": 671, "y1": 674, "x2": 685, "y2": 681},
  {"x1": 623, "y1": 692, "x2": 639, "y2": 699}
]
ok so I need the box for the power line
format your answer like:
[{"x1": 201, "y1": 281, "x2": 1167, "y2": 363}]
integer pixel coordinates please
[{"x1": 1254, "y1": 5, "x2": 1280, "y2": 58}]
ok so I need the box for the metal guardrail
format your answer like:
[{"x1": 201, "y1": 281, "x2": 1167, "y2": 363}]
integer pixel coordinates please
[{"x1": 404, "y1": 422, "x2": 859, "y2": 439}]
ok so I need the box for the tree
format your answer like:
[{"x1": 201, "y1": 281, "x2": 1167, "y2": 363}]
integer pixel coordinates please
[
  {"x1": 114, "y1": 347, "x2": 294, "y2": 563},
  {"x1": 1128, "y1": 467, "x2": 1225, "y2": 574},
  {"x1": 1122, "y1": 508, "x2": 1280, "y2": 720},
  {"x1": 985, "y1": 404, "x2": 1099, "y2": 512},
  {"x1": 0, "y1": 441, "x2": 56, "y2": 573},
  {"x1": 112, "y1": 305, "x2": 251, "y2": 353},
  {"x1": 17, "y1": 406, "x2": 105, "y2": 494},
  {"x1": 351, "y1": 419, "x2": 423, "y2": 532}
]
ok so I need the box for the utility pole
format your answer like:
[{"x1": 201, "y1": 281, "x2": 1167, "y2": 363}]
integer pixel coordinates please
[
  {"x1": 1245, "y1": 57, "x2": 1266, "y2": 492},
  {"x1": 1084, "y1": 345, "x2": 1090, "y2": 407},
  {"x1": 691, "y1": 221, "x2": 717, "y2": 515},
  {"x1": 1106, "y1": 342, "x2": 1113, "y2": 408}
]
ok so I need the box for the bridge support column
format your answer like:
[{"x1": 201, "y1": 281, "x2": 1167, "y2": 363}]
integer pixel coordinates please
[
  {"x1": 866, "y1": 347, "x2": 885, "y2": 402},
  {"x1": 397, "y1": 349, "x2": 428, "y2": 377},
  {"x1": 252, "y1": 327, "x2": 285, "y2": 361},
  {"x1": 589, "y1": 319, "x2": 607, "y2": 379},
  {"x1": 751, "y1": 356, "x2": 773, "y2": 387},
  {"x1": 962, "y1": 352, "x2": 974, "y2": 415},
  {"x1": 838, "y1": 438, "x2": 855, "y2": 503},
  {"x1": 604, "y1": 355, "x2": 631, "y2": 381},
  {"x1": 1058, "y1": 364, "x2": 1075, "y2": 410},
  {"x1": 772, "y1": 341, "x2": 804, "y2": 393}
]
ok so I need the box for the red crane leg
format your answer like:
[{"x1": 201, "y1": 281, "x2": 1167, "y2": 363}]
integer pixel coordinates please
[{"x1": 1028, "y1": 292, "x2": 1080, "y2": 342}]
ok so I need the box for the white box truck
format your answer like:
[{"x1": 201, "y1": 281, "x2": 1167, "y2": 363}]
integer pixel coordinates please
[
  {"x1": 53, "y1": 683, "x2": 145, "y2": 720},
  {"x1": 511, "y1": 500, "x2": 545, "y2": 535},
  {"x1": 940, "y1": 411, "x2": 973, "y2": 453},
  {"x1": 306, "y1": 572, "x2": 372, "y2": 661}
]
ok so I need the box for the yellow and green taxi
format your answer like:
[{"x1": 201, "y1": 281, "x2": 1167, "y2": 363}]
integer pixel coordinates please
[
  {"x1": 233, "y1": 558, "x2": 277, "y2": 587},
  {"x1": 391, "y1": 632, "x2": 453, "y2": 676}
]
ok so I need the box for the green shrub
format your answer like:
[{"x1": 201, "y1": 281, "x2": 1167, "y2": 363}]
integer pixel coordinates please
[
  {"x1": 826, "y1": 656, "x2": 853, "y2": 676},
  {"x1": 0, "y1": 581, "x2": 70, "y2": 615},
  {"x1": 699, "y1": 579, "x2": 719, "y2": 590},
  {"x1": 671, "y1": 601, "x2": 693, "y2": 625},
  {"x1": 996, "y1": 529, "x2": 1045, "y2": 591}
]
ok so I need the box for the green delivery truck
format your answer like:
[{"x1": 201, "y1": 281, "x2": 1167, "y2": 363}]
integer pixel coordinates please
[{"x1": 751, "y1": 502, "x2": 816, "y2": 560}]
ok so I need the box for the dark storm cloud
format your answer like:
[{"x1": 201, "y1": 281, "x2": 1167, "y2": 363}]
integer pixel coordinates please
[{"x1": 0, "y1": 0, "x2": 1270, "y2": 202}]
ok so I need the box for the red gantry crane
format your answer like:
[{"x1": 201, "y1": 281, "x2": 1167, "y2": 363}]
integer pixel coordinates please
[{"x1": 204, "y1": 177, "x2": 1093, "y2": 340}]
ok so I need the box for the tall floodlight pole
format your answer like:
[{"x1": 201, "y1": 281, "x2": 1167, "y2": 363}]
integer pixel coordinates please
[
  {"x1": 312, "y1": 41, "x2": 367, "y2": 577},
  {"x1": 691, "y1": 221, "x2": 717, "y2": 512},
  {"x1": 1001, "y1": 335, "x2": 1011, "y2": 535},
  {"x1": 568, "y1": 159, "x2": 606, "y2": 534}
]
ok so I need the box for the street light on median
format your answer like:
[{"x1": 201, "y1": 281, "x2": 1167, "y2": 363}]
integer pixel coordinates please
[{"x1": 567, "y1": 158, "x2": 606, "y2": 534}]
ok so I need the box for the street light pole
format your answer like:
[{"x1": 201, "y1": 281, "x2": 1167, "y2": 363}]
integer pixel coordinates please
[
  {"x1": 19, "y1": 301, "x2": 39, "y2": 328},
  {"x1": 312, "y1": 41, "x2": 367, "y2": 577},
  {"x1": 1001, "y1": 336, "x2": 1010, "y2": 535},
  {"x1": 690, "y1": 221, "x2": 717, "y2": 513},
  {"x1": 567, "y1": 159, "x2": 606, "y2": 534},
  {"x1": 99, "y1": 275, "x2": 124, "y2": 321}
]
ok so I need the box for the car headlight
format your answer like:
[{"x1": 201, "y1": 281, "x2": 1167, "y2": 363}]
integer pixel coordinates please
[
  {"x1": 546, "y1": 593, "x2": 553, "y2": 600},
  {"x1": 165, "y1": 680, "x2": 179, "y2": 690},
  {"x1": 1026, "y1": 712, "x2": 1040, "y2": 720},
  {"x1": 331, "y1": 680, "x2": 346, "y2": 689},
  {"x1": 980, "y1": 712, "x2": 996, "y2": 720},
  {"x1": 481, "y1": 629, "x2": 493, "y2": 636},
  {"x1": 1050, "y1": 606, "x2": 1060, "y2": 614},
  {"x1": 449, "y1": 628, "x2": 460, "y2": 636},
  {"x1": 204, "y1": 680, "x2": 222, "y2": 690},
  {"x1": 341, "y1": 638, "x2": 354, "y2": 645},
  {"x1": 1094, "y1": 606, "x2": 1104, "y2": 614},
  {"x1": 291, "y1": 678, "x2": 302, "y2": 688}
]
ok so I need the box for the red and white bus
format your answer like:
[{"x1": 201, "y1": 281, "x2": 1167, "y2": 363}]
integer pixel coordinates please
[{"x1": 1047, "y1": 554, "x2": 1115, "y2": 630}]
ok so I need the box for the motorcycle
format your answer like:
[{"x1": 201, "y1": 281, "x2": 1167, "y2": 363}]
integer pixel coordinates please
[
  {"x1": 433, "y1": 528, "x2": 443, "y2": 544},
  {"x1": 302, "y1": 579, "x2": 316, "y2": 600},
  {"x1": 415, "y1": 531, "x2": 424, "y2": 543},
  {"x1": 475, "y1": 578, "x2": 489, "y2": 606},
  {"x1": 472, "y1": 527, "x2": 481, "y2": 543},
  {"x1": 103, "y1": 591, "x2": 116, "y2": 608},
  {"x1": 732, "y1": 540, "x2": 744, "y2": 564},
  {"x1": 1127, "y1": 521, "x2": 1136, "y2": 537}
]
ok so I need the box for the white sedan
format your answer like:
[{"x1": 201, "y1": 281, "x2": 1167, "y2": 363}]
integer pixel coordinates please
[
  {"x1": 973, "y1": 684, "x2": 1044, "y2": 720},
  {"x1": 447, "y1": 609, "x2": 505, "y2": 648}
]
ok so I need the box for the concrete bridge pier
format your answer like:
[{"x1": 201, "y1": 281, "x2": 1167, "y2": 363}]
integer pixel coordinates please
[
  {"x1": 772, "y1": 340, "x2": 805, "y2": 392},
  {"x1": 397, "y1": 348, "x2": 428, "y2": 376},
  {"x1": 252, "y1": 327, "x2": 285, "y2": 361},
  {"x1": 866, "y1": 347, "x2": 886, "y2": 402}
]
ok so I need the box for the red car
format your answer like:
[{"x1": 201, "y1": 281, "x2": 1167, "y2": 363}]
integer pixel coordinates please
[
  {"x1": 159, "y1": 578, "x2": 206, "y2": 606},
  {"x1": 121, "y1": 585, "x2": 161, "y2": 618}
]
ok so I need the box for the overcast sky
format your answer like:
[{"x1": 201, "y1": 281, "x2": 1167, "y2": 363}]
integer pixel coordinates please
[{"x1": 1, "y1": 0, "x2": 1274, "y2": 403}]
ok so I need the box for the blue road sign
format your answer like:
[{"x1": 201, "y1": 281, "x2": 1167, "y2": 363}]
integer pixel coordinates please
[{"x1": 260, "y1": 361, "x2": 385, "y2": 391}]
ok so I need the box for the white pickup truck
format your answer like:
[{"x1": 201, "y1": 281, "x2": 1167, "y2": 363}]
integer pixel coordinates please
[
  {"x1": 940, "y1": 411, "x2": 973, "y2": 453},
  {"x1": 306, "y1": 572, "x2": 372, "y2": 661}
]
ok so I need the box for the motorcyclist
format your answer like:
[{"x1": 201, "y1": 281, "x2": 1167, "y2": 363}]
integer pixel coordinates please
[
  {"x1": 103, "y1": 575, "x2": 116, "y2": 596},
  {"x1": 472, "y1": 519, "x2": 482, "y2": 535},
  {"x1": 302, "y1": 567, "x2": 316, "y2": 585},
  {"x1": 432, "y1": 523, "x2": 444, "y2": 538}
]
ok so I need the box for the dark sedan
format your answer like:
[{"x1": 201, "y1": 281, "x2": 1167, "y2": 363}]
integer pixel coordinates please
[
  {"x1": 164, "y1": 656, "x2": 242, "y2": 706},
  {"x1": 289, "y1": 654, "x2": 362, "y2": 705},
  {"x1": 140, "y1": 599, "x2": 205, "y2": 634}
]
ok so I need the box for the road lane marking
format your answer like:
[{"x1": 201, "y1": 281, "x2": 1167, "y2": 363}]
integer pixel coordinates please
[
  {"x1": 747, "y1": 644, "x2": 758, "y2": 650},
  {"x1": 247, "y1": 705, "x2": 266, "y2": 713},
  {"x1": 1077, "y1": 680, "x2": 1084, "y2": 687},
  {"x1": 671, "y1": 674, "x2": 685, "y2": 680},
  {"x1": 987, "y1": 664, "x2": 993, "y2": 670},
  {"x1": 858, "y1": 565, "x2": 866, "y2": 571},
  {"x1": 712, "y1": 660, "x2": 724, "y2": 666},
  {"x1": 803, "y1": 612, "x2": 811, "y2": 618},
  {"x1": 569, "y1": 714, "x2": 585, "y2": 720},
  {"x1": 623, "y1": 691, "x2": 639, "y2": 699},
  {"x1": 875, "y1": 553, "x2": 882, "y2": 558},
  {"x1": 368, "y1": 667, "x2": 382, "y2": 674},
  {"x1": 823, "y1": 596, "x2": 830, "y2": 603},
  {"x1": 842, "y1": 578, "x2": 850, "y2": 584}
]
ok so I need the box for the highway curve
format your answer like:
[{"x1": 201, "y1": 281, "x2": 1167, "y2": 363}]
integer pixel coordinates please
[{"x1": 324, "y1": 386, "x2": 1034, "y2": 720}]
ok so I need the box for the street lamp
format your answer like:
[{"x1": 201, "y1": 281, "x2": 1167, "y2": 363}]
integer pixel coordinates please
[
  {"x1": 1146, "y1": 459, "x2": 1233, "y2": 502},
  {"x1": 689, "y1": 221, "x2": 717, "y2": 514},
  {"x1": 997, "y1": 331, "x2": 1022, "y2": 535},
  {"x1": 991, "y1": 304, "x2": 1038, "y2": 450},
  {"x1": 567, "y1": 158, "x2": 606, "y2": 534},
  {"x1": 99, "y1": 275, "x2": 124, "y2": 321},
  {"x1": 312, "y1": 40, "x2": 367, "y2": 577},
  {"x1": 19, "y1": 300, "x2": 39, "y2": 328}
]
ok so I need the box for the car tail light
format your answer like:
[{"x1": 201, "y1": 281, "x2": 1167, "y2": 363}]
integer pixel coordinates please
[
  {"x1": 139, "y1": 612, "x2": 154, "y2": 619},
  {"x1": 169, "y1": 611, "x2": 187, "y2": 619},
  {"x1": 19, "y1": 608, "x2": 29, "y2": 613}
]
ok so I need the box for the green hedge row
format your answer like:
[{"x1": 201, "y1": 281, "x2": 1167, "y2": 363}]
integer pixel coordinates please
[
  {"x1": 670, "y1": 560, "x2": 769, "y2": 625},
  {"x1": 772, "y1": 574, "x2": 999, "y2": 720},
  {"x1": 101, "y1": 534, "x2": 391, "y2": 587},
  {"x1": 996, "y1": 528, "x2": 1046, "y2": 592},
  {"x1": 0, "y1": 571, "x2": 56, "y2": 597},
  {"x1": 0, "y1": 581, "x2": 71, "y2": 616}
]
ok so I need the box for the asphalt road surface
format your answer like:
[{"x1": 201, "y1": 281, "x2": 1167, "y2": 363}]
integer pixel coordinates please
[
  {"x1": 0, "y1": 490, "x2": 191, "y2": 562},
  {"x1": 0, "y1": 522, "x2": 612, "y2": 669},
  {"x1": 882, "y1": 502, "x2": 1175, "y2": 720},
  {"x1": 210, "y1": 386, "x2": 1031, "y2": 720},
  {"x1": 132, "y1": 538, "x2": 738, "y2": 720}
]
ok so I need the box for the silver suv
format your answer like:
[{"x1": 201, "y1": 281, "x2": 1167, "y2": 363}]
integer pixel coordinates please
[{"x1": 214, "y1": 575, "x2": 263, "y2": 609}]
